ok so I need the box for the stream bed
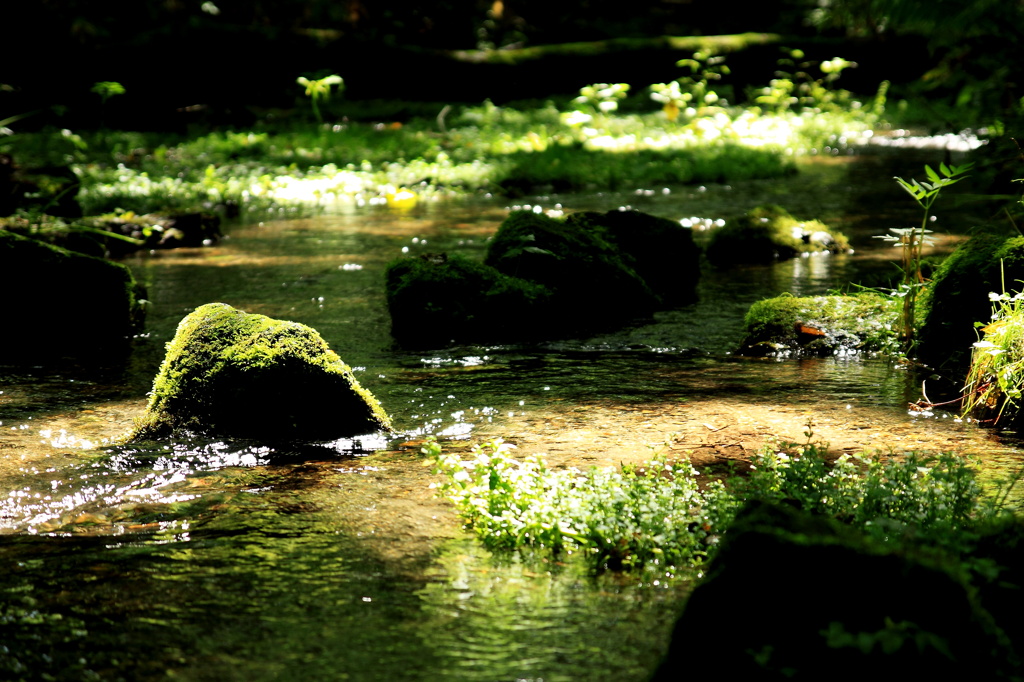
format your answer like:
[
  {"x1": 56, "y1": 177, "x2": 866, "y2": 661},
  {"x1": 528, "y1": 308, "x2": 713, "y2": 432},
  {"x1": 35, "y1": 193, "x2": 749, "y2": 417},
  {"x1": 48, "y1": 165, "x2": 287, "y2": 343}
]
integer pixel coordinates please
[{"x1": 2, "y1": 144, "x2": 1021, "y2": 681}]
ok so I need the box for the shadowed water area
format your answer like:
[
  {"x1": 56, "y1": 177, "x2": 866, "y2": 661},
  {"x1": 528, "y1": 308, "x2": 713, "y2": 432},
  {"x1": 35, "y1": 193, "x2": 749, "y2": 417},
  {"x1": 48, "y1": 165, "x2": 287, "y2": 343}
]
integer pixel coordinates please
[{"x1": 2, "y1": 143, "x2": 1022, "y2": 680}]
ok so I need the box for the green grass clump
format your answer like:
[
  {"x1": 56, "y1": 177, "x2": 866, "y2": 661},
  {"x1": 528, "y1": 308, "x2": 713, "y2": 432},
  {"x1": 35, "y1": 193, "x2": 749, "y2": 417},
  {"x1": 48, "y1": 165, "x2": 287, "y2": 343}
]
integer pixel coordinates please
[
  {"x1": 427, "y1": 436, "x2": 1003, "y2": 573},
  {"x1": 3, "y1": 55, "x2": 884, "y2": 219},
  {"x1": 963, "y1": 288, "x2": 1024, "y2": 425}
]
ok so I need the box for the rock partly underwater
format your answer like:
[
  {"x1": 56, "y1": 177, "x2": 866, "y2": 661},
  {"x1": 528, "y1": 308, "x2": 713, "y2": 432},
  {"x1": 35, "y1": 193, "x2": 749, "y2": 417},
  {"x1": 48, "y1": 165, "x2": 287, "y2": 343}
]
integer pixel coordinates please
[
  {"x1": 737, "y1": 291, "x2": 899, "y2": 356},
  {"x1": 705, "y1": 204, "x2": 849, "y2": 266},
  {"x1": 129, "y1": 302, "x2": 391, "y2": 442},
  {"x1": 385, "y1": 208, "x2": 700, "y2": 346},
  {"x1": 0, "y1": 229, "x2": 146, "y2": 360}
]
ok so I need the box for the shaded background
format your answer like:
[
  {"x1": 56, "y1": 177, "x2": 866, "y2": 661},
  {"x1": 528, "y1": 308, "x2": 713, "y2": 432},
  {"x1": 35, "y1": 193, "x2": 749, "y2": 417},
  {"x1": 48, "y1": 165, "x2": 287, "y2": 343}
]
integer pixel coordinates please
[{"x1": 5, "y1": 0, "x2": 1020, "y2": 131}]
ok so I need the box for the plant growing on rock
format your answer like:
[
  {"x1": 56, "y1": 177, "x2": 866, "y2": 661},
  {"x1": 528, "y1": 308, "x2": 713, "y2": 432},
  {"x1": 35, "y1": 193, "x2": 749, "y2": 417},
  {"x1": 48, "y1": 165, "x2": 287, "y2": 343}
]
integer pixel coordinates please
[
  {"x1": 962, "y1": 281, "x2": 1024, "y2": 424},
  {"x1": 876, "y1": 162, "x2": 972, "y2": 350}
]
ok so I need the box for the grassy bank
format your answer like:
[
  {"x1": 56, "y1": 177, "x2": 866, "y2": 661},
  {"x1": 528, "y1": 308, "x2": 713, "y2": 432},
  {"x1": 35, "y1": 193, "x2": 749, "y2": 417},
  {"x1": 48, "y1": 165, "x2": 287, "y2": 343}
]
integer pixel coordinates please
[{"x1": 3, "y1": 54, "x2": 887, "y2": 220}]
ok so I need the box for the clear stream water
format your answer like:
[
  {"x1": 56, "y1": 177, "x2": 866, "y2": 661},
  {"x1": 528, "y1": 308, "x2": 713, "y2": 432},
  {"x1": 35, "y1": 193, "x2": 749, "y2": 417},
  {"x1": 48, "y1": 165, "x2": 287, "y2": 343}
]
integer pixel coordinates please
[{"x1": 1, "y1": 143, "x2": 1021, "y2": 681}]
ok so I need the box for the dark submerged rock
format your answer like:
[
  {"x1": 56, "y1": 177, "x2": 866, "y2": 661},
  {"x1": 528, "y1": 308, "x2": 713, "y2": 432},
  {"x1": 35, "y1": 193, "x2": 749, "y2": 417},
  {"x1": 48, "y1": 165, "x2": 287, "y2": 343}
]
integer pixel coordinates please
[
  {"x1": 705, "y1": 204, "x2": 849, "y2": 266},
  {"x1": 738, "y1": 292, "x2": 899, "y2": 356},
  {"x1": 0, "y1": 211, "x2": 222, "y2": 258},
  {"x1": 652, "y1": 502, "x2": 1015, "y2": 681},
  {"x1": 0, "y1": 229, "x2": 146, "y2": 359},
  {"x1": 129, "y1": 303, "x2": 391, "y2": 442}
]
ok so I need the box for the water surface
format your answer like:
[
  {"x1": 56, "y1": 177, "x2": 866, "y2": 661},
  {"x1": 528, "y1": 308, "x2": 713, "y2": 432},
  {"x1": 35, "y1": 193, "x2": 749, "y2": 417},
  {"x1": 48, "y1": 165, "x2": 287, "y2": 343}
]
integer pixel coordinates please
[{"x1": 1, "y1": 146, "x2": 1020, "y2": 681}]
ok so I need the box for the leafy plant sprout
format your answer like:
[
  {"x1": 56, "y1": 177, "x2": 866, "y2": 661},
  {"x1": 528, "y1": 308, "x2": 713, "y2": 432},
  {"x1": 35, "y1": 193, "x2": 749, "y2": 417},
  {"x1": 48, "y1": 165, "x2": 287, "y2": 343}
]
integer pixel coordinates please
[
  {"x1": 296, "y1": 74, "x2": 344, "y2": 124},
  {"x1": 876, "y1": 161, "x2": 972, "y2": 350},
  {"x1": 91, "y1": 81, "x2": 125, "y2": 105},
  {"x1": 91, "y1": 81, "x2": 125, "y2": 130},
  {"x1": 650, "y1": 52, "x2": 729, "y2": 122}
]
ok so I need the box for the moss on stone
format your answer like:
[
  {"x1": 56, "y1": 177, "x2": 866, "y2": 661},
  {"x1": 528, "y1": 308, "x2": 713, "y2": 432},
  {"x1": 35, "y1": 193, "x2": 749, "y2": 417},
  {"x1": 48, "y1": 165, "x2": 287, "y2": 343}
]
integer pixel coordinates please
[
  {"x1": 129, "y1": 303, "x2": 391, "y2": 441},
  {"x1": 705, "y1": 204, "x2": 850, "y2": 266},
  {"x1": 484, "y1": 209, "x2": 659, "y2": 317},
  {"x1": 917, "y1": 233, "x2": 1024, "y2": 375},
  {"x1": 739, "y1": 291, "x2": 899, "y2": 355},
  {"x1": 565, "y1": 208, "x2": 701, "y2": 305},
  {"x1": 0, "y1": 229, "x2": 146, "y2": 359},
  {"x1": 385, "y1": 253, "x2": 553, "y2": 346}
]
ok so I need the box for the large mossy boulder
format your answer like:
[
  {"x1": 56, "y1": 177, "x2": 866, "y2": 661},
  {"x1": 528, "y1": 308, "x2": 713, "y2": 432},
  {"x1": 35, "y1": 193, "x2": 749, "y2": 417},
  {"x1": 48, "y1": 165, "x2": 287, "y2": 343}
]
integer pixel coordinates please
[
  {"x1": 129, "y1": 303, "x2": 391, "y2": 442},
  {"x1": 738, "y1": 292, "x2": 899, "y2": 355},
  {"x1": 705, "y1": 204, "x2": 849, "y2": 266},
  {"x1": 0, "y1": 229, "x2": 146, "y2": 359},
  {"x1": 652, "y1": 502, "x2": 1015, "y2": 681},
  {"x1": 917, "y1": 233, "x2": 1024, "y2": 376},
  {"x1": 385, "y1": 253, "x2": 553, "y2": 347}
]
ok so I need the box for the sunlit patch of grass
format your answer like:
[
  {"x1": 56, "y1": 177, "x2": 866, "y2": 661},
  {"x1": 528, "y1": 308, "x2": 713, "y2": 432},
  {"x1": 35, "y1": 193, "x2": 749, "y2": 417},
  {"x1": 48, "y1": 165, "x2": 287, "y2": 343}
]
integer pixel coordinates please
[{"x1": 8, "y1": 81, "x2": 884, "y2": 218}]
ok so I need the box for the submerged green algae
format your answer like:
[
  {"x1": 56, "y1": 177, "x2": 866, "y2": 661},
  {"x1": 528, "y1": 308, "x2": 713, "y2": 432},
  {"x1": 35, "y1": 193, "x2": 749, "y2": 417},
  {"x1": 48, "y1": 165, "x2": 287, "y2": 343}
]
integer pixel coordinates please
[{"x1": 130, "y1": 302, "x2": 391, "y2": 441}]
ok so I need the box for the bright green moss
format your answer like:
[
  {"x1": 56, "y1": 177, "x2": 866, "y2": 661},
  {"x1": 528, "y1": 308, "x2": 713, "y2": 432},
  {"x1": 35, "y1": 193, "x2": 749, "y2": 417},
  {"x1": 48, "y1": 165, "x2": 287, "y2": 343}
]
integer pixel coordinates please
[
  {"x1": 130, "y1": 303, "x2": 391, "y2": 441},
  {"x1": 706, "y1": 205, "x2": 850, "y2": 265},
  {"x1": 740, "y1": 292, "x2": 899, "y2": 355}
]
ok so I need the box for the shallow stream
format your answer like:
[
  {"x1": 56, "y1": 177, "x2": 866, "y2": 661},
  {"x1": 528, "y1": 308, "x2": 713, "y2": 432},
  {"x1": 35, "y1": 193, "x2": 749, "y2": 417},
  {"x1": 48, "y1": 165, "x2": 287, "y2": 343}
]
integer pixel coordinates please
[{"x1": 2, "y1": 142, "x2": 1021, "y2": 681}]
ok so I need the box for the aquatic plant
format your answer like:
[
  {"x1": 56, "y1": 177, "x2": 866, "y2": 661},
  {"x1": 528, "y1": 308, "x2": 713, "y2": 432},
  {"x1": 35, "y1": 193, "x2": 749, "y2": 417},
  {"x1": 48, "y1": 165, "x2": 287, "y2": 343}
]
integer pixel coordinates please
[
  {"x1": 427, "y1": 435, "x2": 1001, "y2": 573},
  {"x1": 876, "y1": 162, "x2": 972, "y2": 350}
]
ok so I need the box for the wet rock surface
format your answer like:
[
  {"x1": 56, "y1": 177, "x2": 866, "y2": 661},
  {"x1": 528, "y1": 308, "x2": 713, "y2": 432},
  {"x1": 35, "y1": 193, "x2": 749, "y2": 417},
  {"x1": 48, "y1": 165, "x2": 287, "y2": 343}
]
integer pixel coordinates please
[{"x1": 737, "y1": 291, "x2": 899, "y2": 356}]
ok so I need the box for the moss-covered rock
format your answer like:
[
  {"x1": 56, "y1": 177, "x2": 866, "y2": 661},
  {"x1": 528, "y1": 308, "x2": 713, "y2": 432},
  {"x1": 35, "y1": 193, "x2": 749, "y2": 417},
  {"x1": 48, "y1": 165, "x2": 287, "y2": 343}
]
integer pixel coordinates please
[
  {"x1": 565, "y1": 208, "x2": 701, "y2": 305},
  {"x1": 705, "y1": 204, "x2": 849, "y2": 266},
  {"x1": 738, "y1": 291, "x2": 899, "y2": 355},
  {"x1": 652, "y1": 502, "x2": 1014, "y2": 680},
  {"x1": 385, "y1": 253, "x2": 553, "y2": 347},
  {"x1": 0, "y1": 229, "x2": 146, "y2": 359},
  {"x1": 386, "y1": 209, "x2": 702, "y2": 346},
  {"x1": 0, "y1": 211, "x2": 222, "y2": 259},
  {"x1": 129, "y1": 303, "x2": 391, "y2": 441},
  {"x1": 484, "y1": 209, "x2": 659, "y2": 317},
  {"x1": 917, "y1": 233, "x2": 1024, "y2": 375}
]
